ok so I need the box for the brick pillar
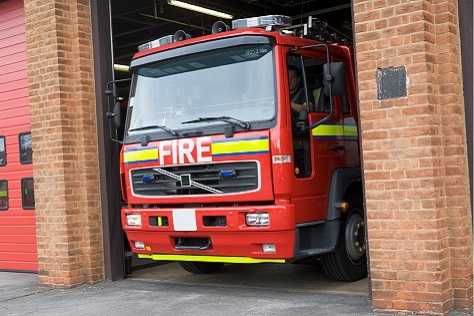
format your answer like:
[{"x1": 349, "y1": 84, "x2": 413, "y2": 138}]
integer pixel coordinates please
[
  {"x1": 354, "y1": 0, "x2": 472, "y2": 314},
  {"x1": 24, "y1": 0, "x2": 104, "y2": 286}
]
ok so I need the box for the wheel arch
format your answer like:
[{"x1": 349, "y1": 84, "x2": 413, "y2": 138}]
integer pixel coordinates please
[{"x1": 327, "y1": 168, "x2": 362, "y2": 220}]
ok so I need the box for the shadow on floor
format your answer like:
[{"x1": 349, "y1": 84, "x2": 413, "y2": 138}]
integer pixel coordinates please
[{"x1": 129, "y1": 261, "x2": 369, "y2": 296}]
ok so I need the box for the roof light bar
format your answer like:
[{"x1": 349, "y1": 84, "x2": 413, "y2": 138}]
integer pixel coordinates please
[
  {"x1": 137, "y1": 29, "x2": 191, "y2": 51},
  {"x1": 138, "y1": 35, "x2": 175, "y2": 51},
  {"x1": 232, "y1": 15, "x2": 291, "y2": 30},
  {"x1": 168, "y1": 0, "x2": 233, "y2": 20}
]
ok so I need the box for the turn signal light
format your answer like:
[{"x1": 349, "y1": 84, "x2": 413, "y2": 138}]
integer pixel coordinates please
[{"x1": 134, "y1": 241, "x2": 145, "y2": 249}]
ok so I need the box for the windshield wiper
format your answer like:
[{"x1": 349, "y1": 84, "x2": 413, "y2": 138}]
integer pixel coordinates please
[
  {"x1": 129, "y1": 125, "x2": 179, "y2": 137},
  {"x1": 181, "y1": 116, "x2": 251, "y2": 129}
]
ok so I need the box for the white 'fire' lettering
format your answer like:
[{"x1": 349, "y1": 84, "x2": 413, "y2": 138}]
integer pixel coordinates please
[
  {"x1": 171, "y1": 139, "x2": 178, "y2": 164},
  {"x1": 159, "y1": 140, "x2": 171, "y2": 165},
  {"x1": 196, "y1": 137, "x2": 212, "y2": 162},
  {"x1": 179, "y1": 139, "x2": 195, "y2": 164},
  {"x1": 157, "y1": 137, "x2": 213, "y2": 165}
]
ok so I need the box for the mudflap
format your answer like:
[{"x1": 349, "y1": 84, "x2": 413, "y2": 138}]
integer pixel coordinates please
[{"x1": 293, "y1": 219, "x2": 340, "y2": 261}]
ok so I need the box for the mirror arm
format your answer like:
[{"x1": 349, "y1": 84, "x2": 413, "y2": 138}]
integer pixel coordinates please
[
  {"x1": 108, "y1": 122, "x2": 123, "y2": 145},
  {"x1": 106, "y1": 77, "x2": 132, "y2": 91}
]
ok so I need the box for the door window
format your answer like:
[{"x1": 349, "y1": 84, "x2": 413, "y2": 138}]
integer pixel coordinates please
[
  {"x1": 287, "y1": 54, "x2": 322, "y2": 178},
  {"x1": 0, "y1": 180, "x2": 8, "y2": 210},
  {"x1": 301, "y1": 56, "x2": 328, "y2": 113},
  {"x1": 21, "y1": 178, "x2": 35, "y2": 210},
  {"x1": 0, "y1": 136, "x2": 5, "y2": 166},
  {"x1": 19, "y1": 133, "x2": 32, "y2": 164}
]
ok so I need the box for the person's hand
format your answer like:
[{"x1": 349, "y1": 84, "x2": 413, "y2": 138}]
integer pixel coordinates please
[{"x1": 291, "y1": 102, "x2": 306, "y2": 112}]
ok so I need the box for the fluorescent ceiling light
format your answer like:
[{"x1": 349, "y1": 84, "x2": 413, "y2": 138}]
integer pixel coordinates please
[
  {"x1": 168, "y1": 0, "x2": 233, "y2": 19},
  {"x1": 114, "y1": 64, "x2": 130, "y2": 73}
]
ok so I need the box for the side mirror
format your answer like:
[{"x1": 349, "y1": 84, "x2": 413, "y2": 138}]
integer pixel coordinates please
[
  {"x1": 323, "y1": 62, "x2": 346, "y2": 97},
  {"x1": 106, "y1": 101, "x2": 121, "y2": 129}
]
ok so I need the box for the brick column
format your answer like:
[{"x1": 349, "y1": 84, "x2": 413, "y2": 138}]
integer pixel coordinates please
[
  {"x1": 354, "y1": 0, "x2": 472, "y2": 314},
  {"x1": 24, "y1": 0, "x2": 104, "y2": 286}
]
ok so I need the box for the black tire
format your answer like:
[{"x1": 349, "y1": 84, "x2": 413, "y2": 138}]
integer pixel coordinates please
[
  {"x1": 321, "y1": 209, "x2": 368, "y2": 281},
  {"x1": 179, "y1": 262, "x2": 224, "y2": 274}
]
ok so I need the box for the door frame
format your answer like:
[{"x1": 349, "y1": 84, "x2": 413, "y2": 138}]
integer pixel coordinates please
[{"x1": 90, "y1": 0, "x2": 126, "y2": 281}]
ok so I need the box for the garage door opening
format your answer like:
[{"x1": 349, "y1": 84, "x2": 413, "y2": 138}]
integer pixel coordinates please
[
  {"x1": 110, "y1": 0, "x2": 354, "y2": 104},
  {"x1": 93, "y1": 0, "x2": 368, "y2": 295}
]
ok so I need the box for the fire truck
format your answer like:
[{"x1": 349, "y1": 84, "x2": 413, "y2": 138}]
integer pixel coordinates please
[{"x1": 108, "y1": 15, "x2": 366, "y2": 281}]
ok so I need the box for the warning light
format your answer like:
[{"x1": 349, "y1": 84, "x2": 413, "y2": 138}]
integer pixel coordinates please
[{"x1": 232, "y1": 15, "x2": 291, "y2": 30}]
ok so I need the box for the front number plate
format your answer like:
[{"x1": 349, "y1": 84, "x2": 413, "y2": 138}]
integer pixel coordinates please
[{"x1": 172, "y1": 209, "x2": 197, "y2": 231}]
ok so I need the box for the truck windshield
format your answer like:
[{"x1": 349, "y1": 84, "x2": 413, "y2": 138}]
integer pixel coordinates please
[{"x1": 127, "y1": 43, "x2": 275, "y2": 137}]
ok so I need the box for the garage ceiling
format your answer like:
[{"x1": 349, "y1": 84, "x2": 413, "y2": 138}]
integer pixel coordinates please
[{"x1": 111, "y1": 0, "x2": 352, "y2": 65}]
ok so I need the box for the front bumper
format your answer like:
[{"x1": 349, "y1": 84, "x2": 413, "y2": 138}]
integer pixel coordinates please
[{"x1": 122, "y1": 204, "x2": 296, "y2": 262}]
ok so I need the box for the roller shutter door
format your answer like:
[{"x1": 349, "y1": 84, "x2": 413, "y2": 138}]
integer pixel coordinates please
[{"x1": 0, "y1": 0, "x2": 37, "y2": 272}]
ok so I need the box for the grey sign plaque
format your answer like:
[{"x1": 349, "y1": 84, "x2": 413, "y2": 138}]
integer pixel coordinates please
[{"x1": 376, "y1": 66, "x2": 407, "y2": 100}]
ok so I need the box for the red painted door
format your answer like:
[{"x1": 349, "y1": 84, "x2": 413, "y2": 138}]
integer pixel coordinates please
[{"x1": 0, "y1": 0, "x2": 37, "y2": 272}]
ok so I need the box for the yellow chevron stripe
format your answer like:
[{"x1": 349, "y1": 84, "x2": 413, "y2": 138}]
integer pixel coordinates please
[
  {"x1": 138, "y1": 253, "x2": 285, "y2": 264},
  {"x1": 124, "y1": 148, "x2": 159, "y2": 163},
  {"x1": 312, "y1": 124, "x2": 358, "y2": 137},
  {"x1": 344, "y1": 125, "x2": 358, "y2": 137},
  {"x1": 211, "y1": 138, "x2": 269, "y2": 156}
]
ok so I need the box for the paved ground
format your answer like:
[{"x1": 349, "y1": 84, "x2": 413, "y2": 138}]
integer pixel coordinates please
[
  {"x1": 0, "y1": 264, "x2": 372, "y2": 316},
  {"x1": 0, "y1": 265, "x2": 471, "y2": 316}
]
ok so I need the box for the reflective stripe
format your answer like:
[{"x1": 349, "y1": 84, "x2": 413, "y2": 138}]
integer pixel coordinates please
[
  {"x1": 124, "y1": 148, "x2": 159, "y2": 163},
  {"x1": 344, "y1": 125, "x2": 358, "y2": 137},
  {"x1": 311, "y1": 124, "x2": 358, "y2": 138},
  {"x1": 138, "y1": 253, "x2": 285, "y2": 264},
  {"x1": 0, "y1": 191, "x2": 6, "y2": 198},
  {"x1": 211, "y1": 137, "x2": 269, "y2": 156},
  {"x1": 157, "y1": 216, "x2": 163, "y2": 226}
]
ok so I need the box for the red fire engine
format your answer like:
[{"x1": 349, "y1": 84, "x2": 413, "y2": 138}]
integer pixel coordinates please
[{"x1": 109, "y1": 15, "x2": 366, "y2": 281}]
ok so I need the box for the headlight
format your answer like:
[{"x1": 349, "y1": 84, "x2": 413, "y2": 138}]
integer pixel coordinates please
[
  {"x1": 246, "y1": 212, "x2": 269, "y2": 226},
  {"x1": 126, "y1": 214, "x2": 142, "y2": 226}
]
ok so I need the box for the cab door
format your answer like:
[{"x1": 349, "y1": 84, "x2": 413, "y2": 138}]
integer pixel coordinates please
[{"x1": 286, "y1": 51, "x2": 345, "y2": 224}]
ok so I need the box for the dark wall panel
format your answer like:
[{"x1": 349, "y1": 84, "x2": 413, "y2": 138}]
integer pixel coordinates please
[
  {"x1": 90, "y1": 0, "x2": 126, "y2": 281},
  {"x1": 459, "y1": 0, "x2": 472, "y2": 207}
]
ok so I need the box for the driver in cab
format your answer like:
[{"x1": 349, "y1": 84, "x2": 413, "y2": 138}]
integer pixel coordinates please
[{"x1": 288, "y1": 65, "x2": 309, "y2": 117}]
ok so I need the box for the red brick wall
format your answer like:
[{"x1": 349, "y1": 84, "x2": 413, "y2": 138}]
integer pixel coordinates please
[
  {"x1": 353, "y1": 0, "x2": 473, "y2": 314},
  {"x1": 23, "y1": 0, "x2": 103, "y2": 286}
]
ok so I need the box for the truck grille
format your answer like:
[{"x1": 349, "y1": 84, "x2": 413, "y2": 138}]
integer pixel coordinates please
[{"x1": 131, "y1": 162, "x2": 259, "y2": 196}]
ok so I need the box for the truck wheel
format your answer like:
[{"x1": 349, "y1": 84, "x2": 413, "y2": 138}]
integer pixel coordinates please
[
  {"x1": 321, "y1": 209, "x2": 367, "y2": 281},
  {"x1": 179, "y1": 262, "x2": 224, "y2": 274}
]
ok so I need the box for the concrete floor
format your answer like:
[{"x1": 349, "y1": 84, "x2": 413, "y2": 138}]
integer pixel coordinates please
[
  {"x1": 0, "y1": 270, "x2": 471, "y2": 315},
  {"x1": 0, "y1": 271, "x2": 377, "y2": 316},
  {"x1": 130, "y1": 262, "x2": 370, "y2": 296}
]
